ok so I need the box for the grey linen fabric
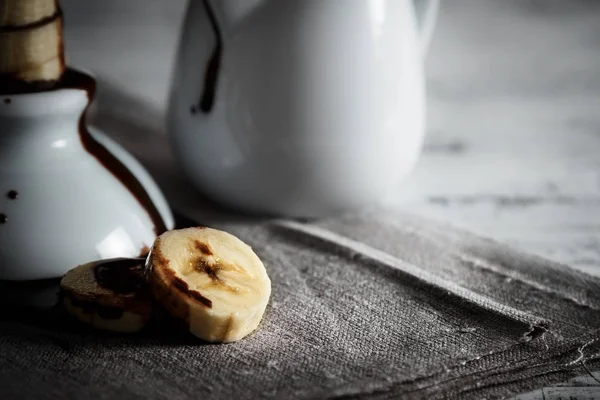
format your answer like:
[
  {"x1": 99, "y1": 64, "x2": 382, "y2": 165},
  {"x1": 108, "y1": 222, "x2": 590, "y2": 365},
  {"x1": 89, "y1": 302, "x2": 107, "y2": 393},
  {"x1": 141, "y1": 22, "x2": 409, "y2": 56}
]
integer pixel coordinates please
[{"x1": 1, "y1": 210, "x2": 599, "y2": 399}]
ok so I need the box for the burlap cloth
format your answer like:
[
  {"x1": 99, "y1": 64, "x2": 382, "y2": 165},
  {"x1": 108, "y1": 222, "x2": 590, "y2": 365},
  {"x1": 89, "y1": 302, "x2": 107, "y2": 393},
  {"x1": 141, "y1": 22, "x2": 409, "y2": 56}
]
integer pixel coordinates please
[
  {"x1": 1, "y1": 91, "x2": 600, "y2": 399},
  {"x1": 1, "y1": 207, "x2": 599, "y2": 399}
]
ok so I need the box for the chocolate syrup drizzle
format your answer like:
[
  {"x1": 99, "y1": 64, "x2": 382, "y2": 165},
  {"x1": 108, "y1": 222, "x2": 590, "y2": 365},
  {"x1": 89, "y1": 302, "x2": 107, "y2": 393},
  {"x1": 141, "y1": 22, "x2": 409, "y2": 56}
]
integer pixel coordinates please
[
  {"x1": 60, "y1": 258, "x2": 148, "y2": 320},
  {"x1": 0, "y1": 1, "x2": 165, "y2": 234},
  {"x1": 193, "y1": 0, "x2": 223, "y2": 114},
  {"x1": 55, "y1": 69, "x2": 167, "y2": 235},
  {"x1": 93, "y1": 258, "x2": 146, "y2": 295},
  {"x1": 0, "y1": 9, "x2": 63, "y2": 32}
]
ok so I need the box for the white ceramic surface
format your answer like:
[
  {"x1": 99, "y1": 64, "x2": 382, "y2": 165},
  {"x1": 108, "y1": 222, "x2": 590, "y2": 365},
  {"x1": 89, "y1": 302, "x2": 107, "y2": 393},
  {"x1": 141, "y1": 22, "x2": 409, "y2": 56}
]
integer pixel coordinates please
[
  {"x1": 0, "y1": 72, "x2": 174, "y2": 281},
  {"x1": 168, "y1": 0, "x2": 438, "y2": 218}
]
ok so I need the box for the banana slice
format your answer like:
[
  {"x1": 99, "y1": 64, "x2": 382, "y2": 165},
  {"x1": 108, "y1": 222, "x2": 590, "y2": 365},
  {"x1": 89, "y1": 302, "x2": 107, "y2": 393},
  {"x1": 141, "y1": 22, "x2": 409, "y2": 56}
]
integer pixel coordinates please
[
  {"x1": 59, "y1": 258, "x2": 152, "y2": 333},
  {"x1": 1, "y1": 0, "x2": 58, "y2": 26},
  {"x1": 147, "y1": 227, "x2": 271, "y2": 343},
  {"x1": 0, "y1": 0, "x2": 65, "y2": 89}
]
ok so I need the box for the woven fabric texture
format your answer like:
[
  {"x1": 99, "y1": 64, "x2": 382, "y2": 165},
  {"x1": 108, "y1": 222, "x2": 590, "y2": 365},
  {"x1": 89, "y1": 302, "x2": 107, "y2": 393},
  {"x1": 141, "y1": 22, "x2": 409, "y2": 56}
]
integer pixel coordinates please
[{"x1": 1, "y1": 211, "x2": 599, "y2": 399}]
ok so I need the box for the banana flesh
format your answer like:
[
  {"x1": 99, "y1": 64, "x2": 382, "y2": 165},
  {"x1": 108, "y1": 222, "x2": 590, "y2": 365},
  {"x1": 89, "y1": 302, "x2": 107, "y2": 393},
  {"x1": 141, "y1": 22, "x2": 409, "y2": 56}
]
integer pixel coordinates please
[
  {"x1": 1, "y1": 0, "x2": 58, "y2": 26},
  {"x1": 147, "y1": 227, "x2": 271, "y2": 343},
  {"x1": 58, "y1": 227, "x2": 271, "y2": 342},
  {"x1": 0, "y1": 0, "x2": 64, "y2": 86},
  {"x1": 59, "y1": 258, "x2": 153, "y2": 333}
]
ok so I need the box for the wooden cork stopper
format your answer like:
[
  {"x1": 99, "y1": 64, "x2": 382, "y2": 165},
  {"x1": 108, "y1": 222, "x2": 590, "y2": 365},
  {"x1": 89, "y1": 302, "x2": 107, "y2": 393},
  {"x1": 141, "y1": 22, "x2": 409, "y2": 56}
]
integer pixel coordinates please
[{"x1": 0, "y1": 0, "x2": 65, "y2": 94}]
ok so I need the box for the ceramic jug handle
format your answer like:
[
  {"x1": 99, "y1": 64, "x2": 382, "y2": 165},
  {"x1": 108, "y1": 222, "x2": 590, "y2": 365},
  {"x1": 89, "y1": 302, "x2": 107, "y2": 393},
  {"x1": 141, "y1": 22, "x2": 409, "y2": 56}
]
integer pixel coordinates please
[{"x1": 413, "y1": 0, "x2": 439, "y2": 55}]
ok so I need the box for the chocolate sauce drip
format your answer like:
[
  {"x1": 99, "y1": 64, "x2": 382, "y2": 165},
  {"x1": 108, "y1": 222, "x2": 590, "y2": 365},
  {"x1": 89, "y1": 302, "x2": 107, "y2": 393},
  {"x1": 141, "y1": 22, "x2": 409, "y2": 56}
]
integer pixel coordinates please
[
  {"x1": 139, "y1": 245, "x2": 151, "y2": 258},
  {"x1": 7, "y1": 190, "x2": 18, "y2": 200},
  {"x1": 0, "y1": 9, "x2": 62, "y2": 32},
  {"x1": 55, "y1": 69, "x2": 167, "y2": 235},
  {"x1": 0, "y1": 78, "x2": 59, "y2": 95},
  {"x1": 0, "y1": 214, "x2": 6, "y2": 224},
  {"x1": 194, "y1": 0, "x2": 223, "y2": 114},
  {"x1": 93, "y1": 258, "x2": 146, "y2": 295},
  {"x1": 58, "y1": 257, "x2": 149, "y2": 321}
]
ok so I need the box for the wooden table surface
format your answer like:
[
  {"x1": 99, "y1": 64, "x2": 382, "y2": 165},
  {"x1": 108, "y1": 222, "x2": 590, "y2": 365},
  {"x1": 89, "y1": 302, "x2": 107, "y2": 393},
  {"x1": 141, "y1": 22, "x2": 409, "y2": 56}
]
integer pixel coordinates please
[
  {"x1": 60, "y1": 0, "x2": 600, "y2": 397},
  {"x1": 397, "y1": 0, "x2": 600, "y2": 281}
]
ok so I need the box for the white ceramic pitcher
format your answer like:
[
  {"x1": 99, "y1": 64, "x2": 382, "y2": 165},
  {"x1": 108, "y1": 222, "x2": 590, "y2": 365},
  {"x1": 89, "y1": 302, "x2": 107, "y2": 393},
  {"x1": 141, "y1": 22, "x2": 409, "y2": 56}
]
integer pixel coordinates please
[
  {"x1": 0, "y1": 69, "x2": 174, "y2": 281},
  {"x1": 168, "y1": 0, "x2": 438, "y2": 217}
]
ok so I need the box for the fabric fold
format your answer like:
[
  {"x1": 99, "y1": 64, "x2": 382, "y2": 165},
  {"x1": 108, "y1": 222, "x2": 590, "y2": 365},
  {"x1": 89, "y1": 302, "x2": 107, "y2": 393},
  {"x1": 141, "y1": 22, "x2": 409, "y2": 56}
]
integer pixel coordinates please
[
  {"x1": 1, "y1": 211, "x2": 599, "y2": 400},
  {"x1": 270, "y1": 220, "x2": 550, "y2": 336}
]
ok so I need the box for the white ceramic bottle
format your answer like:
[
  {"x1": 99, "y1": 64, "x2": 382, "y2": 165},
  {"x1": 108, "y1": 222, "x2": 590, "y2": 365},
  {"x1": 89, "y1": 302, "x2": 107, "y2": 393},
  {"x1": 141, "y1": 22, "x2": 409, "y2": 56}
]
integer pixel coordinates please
[
  {"x1": 169, "y1": 0, "x2": 438, "y2": 217},
  {"x1": 0, "y1": 68, "x2": 174, "y2": 281}
]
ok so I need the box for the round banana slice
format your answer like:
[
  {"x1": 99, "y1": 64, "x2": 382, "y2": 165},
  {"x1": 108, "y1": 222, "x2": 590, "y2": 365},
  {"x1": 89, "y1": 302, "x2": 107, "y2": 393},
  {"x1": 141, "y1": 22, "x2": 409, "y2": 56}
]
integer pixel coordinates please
[
  {"x1": 59, "y1": 258, "x2": 152, "y2": 333},
  {"x1": 147, "y1": 227, "x2": 271, "y2": 343}
]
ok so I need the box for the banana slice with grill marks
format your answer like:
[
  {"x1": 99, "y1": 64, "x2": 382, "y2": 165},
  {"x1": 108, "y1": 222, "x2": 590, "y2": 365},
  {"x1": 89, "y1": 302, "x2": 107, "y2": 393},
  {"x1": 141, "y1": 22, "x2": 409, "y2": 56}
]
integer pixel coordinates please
[
  {"x1": 147, "y1": 227, "x2": 271, "y2": 343},
  {"x1": 59, "y1": 258, "x2": 152, "y2": 333}
]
